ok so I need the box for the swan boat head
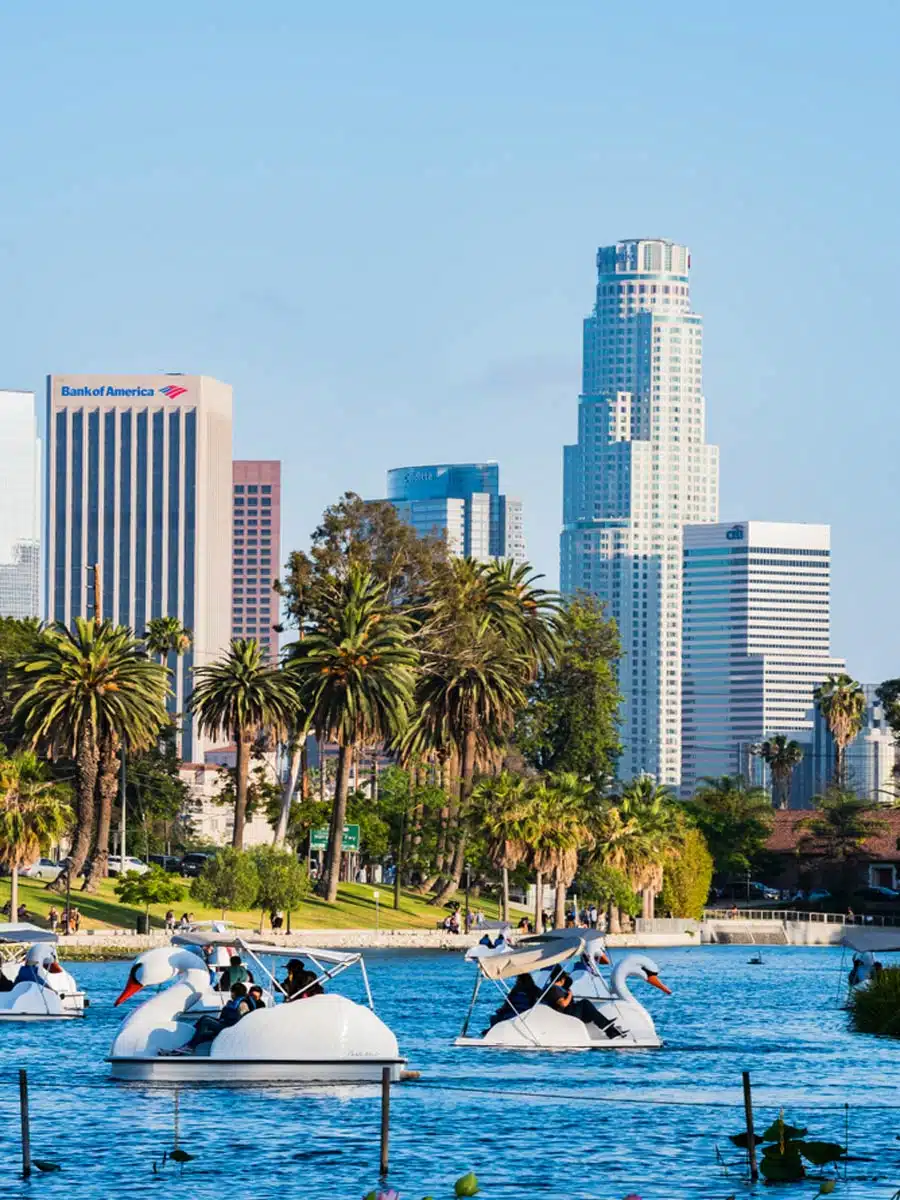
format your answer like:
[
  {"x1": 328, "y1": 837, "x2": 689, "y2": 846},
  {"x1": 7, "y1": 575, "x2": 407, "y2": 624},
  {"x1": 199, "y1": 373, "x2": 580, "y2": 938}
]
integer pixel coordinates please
[
  {"x1": 611, "y1": 953, "x2": 672, "y2": 1002},
  {"x1": 115, "y1": 946, "x2": 210, "y2": 1006}
]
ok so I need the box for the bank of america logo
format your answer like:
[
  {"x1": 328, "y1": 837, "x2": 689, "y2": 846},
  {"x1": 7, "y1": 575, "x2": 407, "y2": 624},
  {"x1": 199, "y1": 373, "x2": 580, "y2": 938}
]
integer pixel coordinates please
[{"x1": 160, "y1": 385, "x2": 187, "y2": 399}]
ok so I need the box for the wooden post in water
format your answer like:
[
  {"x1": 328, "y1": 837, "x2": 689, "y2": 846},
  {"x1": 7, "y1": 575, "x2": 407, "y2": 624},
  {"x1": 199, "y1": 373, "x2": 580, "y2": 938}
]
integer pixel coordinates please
[
  {"x1": 742, "y1": 1070, "x2": 758, "y2": 1182},
  {"x1": 19, "y1": 1069, "x2": 31, "y2": 1178},
  {"x1": 380, "y1": 1066, "x2": 391, "y2": 1176}
]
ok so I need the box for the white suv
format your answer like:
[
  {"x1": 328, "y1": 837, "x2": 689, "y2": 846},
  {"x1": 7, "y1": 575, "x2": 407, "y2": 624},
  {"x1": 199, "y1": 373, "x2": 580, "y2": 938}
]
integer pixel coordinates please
[{"x1": 107, "y1": 856, "x2": 150, "y2": 876}]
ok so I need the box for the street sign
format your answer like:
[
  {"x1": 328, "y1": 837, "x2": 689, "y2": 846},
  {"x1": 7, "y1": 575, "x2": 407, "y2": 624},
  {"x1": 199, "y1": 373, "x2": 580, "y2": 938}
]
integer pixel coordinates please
[{"x1": 310, "y1": 824, "x2": 360, "y2": 852}]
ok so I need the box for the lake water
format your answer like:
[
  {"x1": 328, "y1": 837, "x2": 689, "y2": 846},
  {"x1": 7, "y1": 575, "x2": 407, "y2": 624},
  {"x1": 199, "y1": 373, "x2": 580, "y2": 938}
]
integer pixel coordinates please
[{"x1": 0, "y1": 945, "x2": 899, "y2": 1199}]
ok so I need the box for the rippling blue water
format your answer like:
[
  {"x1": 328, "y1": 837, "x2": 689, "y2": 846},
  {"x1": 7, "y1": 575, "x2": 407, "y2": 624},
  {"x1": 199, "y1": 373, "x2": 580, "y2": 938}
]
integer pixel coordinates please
[{"x1": 0, "y1": 944, "x2": 898, "y2": 1199}]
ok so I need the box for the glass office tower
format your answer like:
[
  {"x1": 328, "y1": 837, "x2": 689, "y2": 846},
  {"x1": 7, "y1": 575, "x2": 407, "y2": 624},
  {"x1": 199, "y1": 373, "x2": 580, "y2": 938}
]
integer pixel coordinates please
[
  {"x1": 45, "y1": 374, "x2": 233, "y2": 761},
  {"x1": 0, "y1": 390, "x2": 40, "y2": 618}
]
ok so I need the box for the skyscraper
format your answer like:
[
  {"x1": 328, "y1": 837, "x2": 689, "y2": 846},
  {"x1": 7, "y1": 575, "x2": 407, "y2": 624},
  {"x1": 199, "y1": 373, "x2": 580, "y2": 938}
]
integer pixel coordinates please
[
  {"x1": 561, "y1": 239, "x2": 719, "y2": 785},
  {"x1": 0, "y1": 390, "x2": 40, "y2": 619},
  {"x1": 45, "y1": 374, "x2": 233, "y2": 761},
  {"x1": 232, "y1": 461, "x2": 281, "y2": 658},
  {"x1": 384, "y1": 462, "x2": 526, "y2": 564},
  {"x1": 681, "y1": 521, "x2": 845, "y2": 794}
]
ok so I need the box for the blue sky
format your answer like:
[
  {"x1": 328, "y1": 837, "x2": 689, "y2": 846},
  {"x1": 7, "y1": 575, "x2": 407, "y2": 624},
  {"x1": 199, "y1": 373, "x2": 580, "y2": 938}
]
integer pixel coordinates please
[{"x1": 0, "y1": 2, "x2": 897, "y2": 680}]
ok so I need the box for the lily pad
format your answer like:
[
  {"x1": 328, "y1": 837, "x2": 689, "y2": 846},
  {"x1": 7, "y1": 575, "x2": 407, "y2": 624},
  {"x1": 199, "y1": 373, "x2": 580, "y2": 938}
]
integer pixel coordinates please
[
  {"x1": 729, "y1": 1132, "x2": 764, "y2": 1148},
  {"x1": 32, "y1": 1160, "x2": 61, "y2": 1173},
  {"x1": 761, "y1": 1119, "x2": 807, "y2": 1142},
  {"x1": 797, "y1": 1140, "x2": 845, "y2": 1166},
  {"x1": 760, "y1": 1145, "x2": 805, "y2": 1183},
  {"x1": 170, "y1": 1149, "x2": 195, "y2": 1163},
  {"x1": 455, "y1": 1172, "x2": 480, "y2": 1197},
  {"x1": 817, "y1": 1183, "x2": 837, "y2": 1196}
]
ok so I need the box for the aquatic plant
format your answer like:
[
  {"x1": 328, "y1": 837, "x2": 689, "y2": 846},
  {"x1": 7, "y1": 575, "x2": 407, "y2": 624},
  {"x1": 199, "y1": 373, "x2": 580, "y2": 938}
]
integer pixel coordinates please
[
  {"x1": 849, "y1": 966, "x2": 900, "y2": 1037},
  {"x1": 729, "y1": 1112, "x2": 844, "y2": 1183},
  {"x1": 361, "y1": 1172, "x2": 479, "y2": 1199}
]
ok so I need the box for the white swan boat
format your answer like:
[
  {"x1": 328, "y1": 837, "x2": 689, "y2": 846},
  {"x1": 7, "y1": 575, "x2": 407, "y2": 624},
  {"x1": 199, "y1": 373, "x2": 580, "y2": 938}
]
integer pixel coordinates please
[
  {"x1": 0, "y1": 924, "x2": 87, "y2": 1020},
  {"x1": 108, "y1": 932, "x2": 405, "y2": 1083},
  {"x1": 456, "y1": 931, "x2": 671, "y2": 1049}
]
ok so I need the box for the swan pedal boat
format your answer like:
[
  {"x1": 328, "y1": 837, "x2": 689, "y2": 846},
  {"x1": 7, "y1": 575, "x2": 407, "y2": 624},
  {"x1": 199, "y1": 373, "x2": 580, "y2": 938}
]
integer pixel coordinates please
[
  {"x1": 108, "y1": 932, "x2": 405, "y2": 1083},
  {"x1": 457, "y1": 930, "x2": 670, "y2": 1049},
  {"x1": 0, "y1": 924, "x2": 87, "y2": 1020}
]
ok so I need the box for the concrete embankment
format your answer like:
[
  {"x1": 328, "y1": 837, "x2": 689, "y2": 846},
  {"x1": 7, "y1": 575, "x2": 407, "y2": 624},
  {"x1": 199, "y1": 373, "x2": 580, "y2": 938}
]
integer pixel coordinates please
[
  {"x1": 58, "y1": 921, "x2": 703, "y2": 959},
  {"x1": 702, "y1": 917, "x2": 847, "y2": 946}
]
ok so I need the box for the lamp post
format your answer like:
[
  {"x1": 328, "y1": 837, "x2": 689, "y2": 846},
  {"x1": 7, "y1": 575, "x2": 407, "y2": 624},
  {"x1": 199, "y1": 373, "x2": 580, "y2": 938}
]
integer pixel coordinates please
[
  {"x1": 64, "y1": 865, "x2": 72, "y2": 936},
  {"x1": 464, "y1": 863, "x2": 471, "y2": 933},
  {"x1": 373, "y1": 890, "x2": 380, "y2": 933}
]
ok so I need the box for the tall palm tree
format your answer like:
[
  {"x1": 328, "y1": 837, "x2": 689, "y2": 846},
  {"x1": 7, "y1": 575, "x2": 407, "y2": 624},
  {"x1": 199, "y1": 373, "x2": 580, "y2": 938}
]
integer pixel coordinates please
[
  {"x1": 472, "y1": 770, "x2": 529, "y2": 922},
  {"x1": 529, "y1": 772, "x2": 594, "y2": 929},
  {"x1": 13, "y1": 619, "x2": 169, "y2": 886},
  {"x1": 144, "y1": 617, "x2": 193, "y2": 662},
  {"x1": 592, "y1": 804, "x2": 651, "y2": 934},
  {"x1": 616, "y1": 777, "x2": 682, "y2": 918},
  {"x1": 190, "y1": 639, "x2": 298, "y2": 850},
  {"x1": 758, "y1": 735, "x2": 804, "y2": 809},
  {"x1": 799, "y1": 787, "x2": 886, "y2": 893},
  {"x1": 288, "y1": 568, "x2": 417, "y2": 902},
  {"x1": 487, "y1": 560, "x2": 563, "y2": 677},
  {"x1": 0, "y1": 752, "x2": 73, "y2": 920},
  {"x1": 814, "y1": 674, "x2": 867, "y2": 785}
]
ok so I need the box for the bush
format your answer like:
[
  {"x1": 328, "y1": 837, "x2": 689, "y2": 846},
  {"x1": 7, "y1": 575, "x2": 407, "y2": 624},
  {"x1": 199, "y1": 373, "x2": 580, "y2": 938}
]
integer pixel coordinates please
[
  {"x1": 849, "y1": 966, "x2": 900, "y2": 1036},
  {"x1": 660, "y1": 828, "x2": 714, "y2": 918},
  {"x1": 114, "y1": 867, "x2": 185, "y2": 915},
  {"x1": 578, "y1": 863, "x2": 641, "y2": 917},
  {"x1": 252, "y1": 846, "x2": 310, "y2": 922},
  {"x1": 190, "y1": 848, "x2": 259, "y2": 918}
]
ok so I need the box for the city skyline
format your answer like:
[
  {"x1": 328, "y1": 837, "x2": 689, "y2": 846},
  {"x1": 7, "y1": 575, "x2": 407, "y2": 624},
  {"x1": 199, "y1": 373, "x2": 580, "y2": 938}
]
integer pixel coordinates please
[{"x1": 0, "y1": 390, "x2": 40, "y2": 620}]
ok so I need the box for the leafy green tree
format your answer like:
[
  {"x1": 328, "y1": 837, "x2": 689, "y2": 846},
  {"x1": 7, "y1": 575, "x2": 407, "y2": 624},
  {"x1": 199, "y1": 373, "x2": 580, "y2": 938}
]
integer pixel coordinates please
[
  {"x1": 472, "y1": 771, "x2": 530, "y2": 922},
  {"x1": 189, "y1": 639, "x2": 298, "y2": 850},
  {"x1": 0, "y1": 751, "x2": 73, "y2": 919},
  {"x1": 14, "y1": 618, "x2": 169, "y2": 887},
  {"x1": 114, "y1": 865, "x2": 186, "y2": 917},
  {"x1": 190, "y1": 847, "x2": 260, "y2": 918},
  {"x1": 0, "y1": 617, "x2": 44, "y2": 751},
  {"x1": 514, "y1": 596, "x2": 622, "y2": 783},
  {"x1": 288, "y1": 568, "x2": 417, "y2": 902},
  {"x1": 814, "y1": 673, "x2": 867, "y2": 784},
  {"x1": 757, "y1": 735, "x2": 804, "y2": 810},
  {"x1": 685, "y1": 775, "x2": 774, "y2": 878},
  {"x1": 660, "y1": 827, "x2": 714, "y2": 918},
  {"x1": 122, "y1": 731, "x2": 192, "y2": 858},
  {"x1": 616, "y1": 777, "x2": 682, "y2": 918},
  {"x1": 577, "y1": 862, "x2": 641, "y2": 920},
  {"x1": 799, "y1": 787, "x2": 886, "y2": 893},
  {"x1": 212, "y1": 753, "x2": 281, "y2": 826},
  {"x1": 251, "y1": 845, "x2": 310, "y2": 931},
  {"x1": 525, "y1": 773, "x2": 594, "y2": 929}
]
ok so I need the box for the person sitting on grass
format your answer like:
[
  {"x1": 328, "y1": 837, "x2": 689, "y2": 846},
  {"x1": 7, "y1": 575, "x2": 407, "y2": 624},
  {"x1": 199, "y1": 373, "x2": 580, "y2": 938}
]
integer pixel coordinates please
[{"x1": 160, "y1": 983, "x2": 252, "y2": 1056}]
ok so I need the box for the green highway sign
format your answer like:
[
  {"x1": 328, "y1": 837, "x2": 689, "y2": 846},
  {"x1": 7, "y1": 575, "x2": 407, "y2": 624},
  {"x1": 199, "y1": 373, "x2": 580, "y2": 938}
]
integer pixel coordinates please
[{"x1": 310, "y1": 824, "x2": 360, "y2": 852}]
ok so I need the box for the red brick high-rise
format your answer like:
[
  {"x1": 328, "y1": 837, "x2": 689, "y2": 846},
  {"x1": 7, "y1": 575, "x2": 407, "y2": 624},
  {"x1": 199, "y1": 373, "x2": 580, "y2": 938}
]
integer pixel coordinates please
[{"x1": 232, "y1": 461, "x2": 281, "y2": 659}]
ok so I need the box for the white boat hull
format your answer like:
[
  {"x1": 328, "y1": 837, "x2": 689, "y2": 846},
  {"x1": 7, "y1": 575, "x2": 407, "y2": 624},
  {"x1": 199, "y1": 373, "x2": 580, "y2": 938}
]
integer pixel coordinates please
[
  {"x1": 455, "y1": 1001, "x2": 662, "y2": 1050},
  {"x1": 108, "y1": 1056, "x2": 406, "y2": 1083}
]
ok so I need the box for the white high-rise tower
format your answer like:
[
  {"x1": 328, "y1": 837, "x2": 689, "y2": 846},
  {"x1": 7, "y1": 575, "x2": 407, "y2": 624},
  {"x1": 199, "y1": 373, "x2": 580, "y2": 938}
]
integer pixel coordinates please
[{"x1": 561, "y1": 239, "x2": 719, "y2": 785}]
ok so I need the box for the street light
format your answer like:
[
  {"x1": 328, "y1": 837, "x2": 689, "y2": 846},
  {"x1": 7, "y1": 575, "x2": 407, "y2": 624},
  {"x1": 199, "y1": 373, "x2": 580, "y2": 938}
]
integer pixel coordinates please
[
  {"x1": 373, "y1": 889, "x2": 380, "y2": 933},
  {"x1": 64, "y1": 864, "x2": 72, "y2": 936},
  {"x1": 464, "y1": 863, "x2": 471, "y2": 933}
]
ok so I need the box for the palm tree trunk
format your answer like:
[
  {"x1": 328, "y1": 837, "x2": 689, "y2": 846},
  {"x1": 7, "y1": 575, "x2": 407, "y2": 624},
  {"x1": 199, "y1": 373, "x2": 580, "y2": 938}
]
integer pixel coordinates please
[
  {"x1": 320, "y1": 742, "x2": 353, "y2": 903},
  {"x1": 83, "y1": 737, "x2": 119, "y2": 891},
  {"x1": 52, "y1": 726, "x2": 99, "y2": 891},
  {"x1": 300, "y1": 740, "x2": 309, "y2": 800},
  {"x1": 274, "y1": 738, "x2": 302, "y2": 846},
  {"x1": 319, "y1": 742, "x2": 327, "y2": 802},
  {"x1": 232, "y1": 732, "x2": 251, "y2": 850},
  {"x1": 535, "y1": 870, "x2": 544, "y2": 932},
  {"x1": 432, "y1": 730, "x2": 476, "y2": 905},
  {"x1": 835, "y1": 741, "x2": 844, "y2": 787},
  {"x1": 607, "y1": 901, "x2": 621, "y2": 935},
  {"x1": 554, "y1": 867, "x2": 566, "y2": 929},
  {"x1": 10, "y1": 864, "x2": 18, "y2": 923},
  {"x1": 502, "y1": 865, "x2": 509, "y2": 923}
]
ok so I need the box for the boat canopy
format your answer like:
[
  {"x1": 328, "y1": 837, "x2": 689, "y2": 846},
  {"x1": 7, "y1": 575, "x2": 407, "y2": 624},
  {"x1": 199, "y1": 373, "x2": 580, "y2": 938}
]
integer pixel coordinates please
[
  {"x1": 0, "y1": 923, "x2": 57, "y2": 945},
  {"x1": 843, "y1": 928, "x2": 900, "y2": 954},
  {"x1": 522, "y1": 929, "x2": 606, "y2": 951},
  {"x1": 477, "y1": 938, "x2": 584, "y2": 981},
  {"x1": 172, "y1": 931, "x2": 238, "y2": 949},
  {"x1": 240, "y1": 943, "x2": 360, "y2": 965}
]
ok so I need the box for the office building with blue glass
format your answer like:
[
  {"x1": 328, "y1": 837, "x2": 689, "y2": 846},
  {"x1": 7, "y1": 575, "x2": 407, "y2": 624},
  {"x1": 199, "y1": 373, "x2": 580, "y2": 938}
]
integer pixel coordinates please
[
  {"x1": 384, "y1": 463, "x2": 526, "y2": 563},
  {"x1": 45, "y1": 374, "x2": 233, "y2": 761}
]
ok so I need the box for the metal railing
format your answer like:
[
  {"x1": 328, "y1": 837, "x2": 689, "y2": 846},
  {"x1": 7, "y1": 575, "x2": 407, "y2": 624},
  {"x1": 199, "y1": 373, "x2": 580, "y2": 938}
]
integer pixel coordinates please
[{"x1": 703, "y1": 907, "x2": 900, "y2": 928}]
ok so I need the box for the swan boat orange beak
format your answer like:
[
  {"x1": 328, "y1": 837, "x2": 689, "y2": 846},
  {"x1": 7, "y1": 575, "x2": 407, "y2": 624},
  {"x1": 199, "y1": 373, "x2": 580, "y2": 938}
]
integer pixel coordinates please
[
  {"x1": 646, "y1": 972, "x2": 672, "y2": 995},
  {"x1": 115, "y1": 966, "x2": 143, "y2": 1006}
]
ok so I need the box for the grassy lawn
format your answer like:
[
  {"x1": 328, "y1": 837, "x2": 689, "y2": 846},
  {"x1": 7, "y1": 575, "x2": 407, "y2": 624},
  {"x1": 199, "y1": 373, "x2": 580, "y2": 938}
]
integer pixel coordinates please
[{"x1": 10, "y1": 876, "x2": 502, "y2": 934}]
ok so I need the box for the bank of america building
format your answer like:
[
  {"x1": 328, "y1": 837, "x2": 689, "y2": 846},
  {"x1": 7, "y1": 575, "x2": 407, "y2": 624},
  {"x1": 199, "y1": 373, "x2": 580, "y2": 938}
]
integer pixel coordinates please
[{"x1": 45, "y1": 375, "x2": 233, "y2": 761}]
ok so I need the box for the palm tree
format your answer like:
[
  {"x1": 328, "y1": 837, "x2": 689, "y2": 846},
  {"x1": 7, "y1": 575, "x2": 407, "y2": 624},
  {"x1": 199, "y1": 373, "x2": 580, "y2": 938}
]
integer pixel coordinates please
[
  {"x1": 616, "y1": 777, "x2": 682, "y2": 918},
  {"x1": 13, "y1": 619, "x2": 169, "y2": 886},
  {"x1": 758, "y1": 735, "x2": 804, "y2": 809},
  {"x1": 590, "y1": 806, "x2": 650, "y2": 934},
  {"x1": 487, "y1": 560, "x2": 563, "y2": 677},
  {"x1": 144, "y1": 617, "x2": 193, "y2": 662},
  {"x1": 529, "y1": 772, "x2": 594, "y2": 929},
  {"x1": 190, "y1": 639, "x2": 299, "y2": 850},
  {"x1": 799, "y1": 787, "x2": 887, "y2": 893},
  {"x1": 814, "y1": 674, "x2": 867, "y2": 784},
  {"x1": 472, "y1": 770, "x2": 530, "y2": 922},
  {"x1": 287, "y1": 568, "x2": 417, "y2": 902},
  {"x1": 0, "y1": 752, "x2": 73, "y2": 920}
]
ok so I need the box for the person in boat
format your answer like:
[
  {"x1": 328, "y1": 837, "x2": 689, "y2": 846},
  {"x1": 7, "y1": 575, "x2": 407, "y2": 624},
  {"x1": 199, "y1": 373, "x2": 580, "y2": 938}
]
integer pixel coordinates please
[
  {"x1": 542, "y1": 970, "x2": 609, "y2": 1029},
  {"x1": 283, "y1": 958, "x2": 322, "y2": 1000},
  {"x1": 162, "y1": 983, "x2": 253, "y2": 1055},
  {"x1": 247, "y1": 984, "x2": 266, "y2": 1010},
  {"x1": 218, "y1": 954, "x2": 250, "y2": 991},
  {"x1": 14, "y1": 946, "x2": 52, "y2": 988},
  {"x1": 849, "y1": 952, "x2": 874, "y2": 987}
]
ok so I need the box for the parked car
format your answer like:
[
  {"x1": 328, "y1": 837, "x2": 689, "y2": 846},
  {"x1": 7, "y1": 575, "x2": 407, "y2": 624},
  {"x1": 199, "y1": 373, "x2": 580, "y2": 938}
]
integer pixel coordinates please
[
  {"x1": 179, "y1": 852, "x2": 212, "y2": 878},
  {"x1": 107, "y1": 856, "x2": 150, "y2": 876},
  {"x1": 21, "y1": 858, "x2": 63, "y2": 883},
  {"x1": 148, "y1": 854, "x2": 182, "y2": 873},
  {"x1": 849, "y1": 886, "x2": 900, "y2": 914},
  {"x1": 718, "y1": 881, "x2": 780, "y2": 903}
]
